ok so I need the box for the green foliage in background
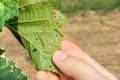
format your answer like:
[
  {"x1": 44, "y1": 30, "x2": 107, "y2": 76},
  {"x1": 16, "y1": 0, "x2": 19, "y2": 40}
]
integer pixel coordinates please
[
  {"x1": 80, "y1": 0, "x2": 119, "y2": 10},
  {"x1": 0, "y1": 0, "x2": 18, "y2": 31},
  {"x1": 59, "y1": 0, "x2": 120, "y2": 13},
  {"x1": 58, "y1": 0, "x2": 81, "y2": 13},
  {"x1": 0, "y1": 49, "x2": 27, "y2": 80}
]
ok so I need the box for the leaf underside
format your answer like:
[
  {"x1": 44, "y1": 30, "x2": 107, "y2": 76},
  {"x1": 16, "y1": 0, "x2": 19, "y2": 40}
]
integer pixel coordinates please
[
  {"x1": 7, "y1": 0, "x2": 66, "y2": 73},
  {"x1": 0, "y1": 0, "x2": 17, "y2": 31},
  {"x1": 0, "y1": 50, "x2": 27, "y2": 80}
]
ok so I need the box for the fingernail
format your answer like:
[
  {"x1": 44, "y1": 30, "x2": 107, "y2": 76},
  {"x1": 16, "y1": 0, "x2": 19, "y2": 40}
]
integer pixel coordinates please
[{"x1": 53, "y1": 50, "x2": 68, "y2": 62}]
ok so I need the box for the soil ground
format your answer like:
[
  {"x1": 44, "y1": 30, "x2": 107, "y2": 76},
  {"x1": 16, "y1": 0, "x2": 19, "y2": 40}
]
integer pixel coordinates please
[{"x1": 0, "y1": 9, "x2": 120, "y2": 80}]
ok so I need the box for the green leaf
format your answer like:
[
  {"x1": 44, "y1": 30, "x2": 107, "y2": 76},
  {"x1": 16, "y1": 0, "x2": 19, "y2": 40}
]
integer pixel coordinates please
[
  {"x1": 0, "y1": 0, "x2": 18, "y2": 31},
  {"x1": 0, "y1": 49, "x2": 5, "y2": 55},
  {"x1": 0, "y1": 56, "x2": 27, "y2": 80},
  {"x1": 7, "y1": 0, "x2": 66, "y2": 73}
]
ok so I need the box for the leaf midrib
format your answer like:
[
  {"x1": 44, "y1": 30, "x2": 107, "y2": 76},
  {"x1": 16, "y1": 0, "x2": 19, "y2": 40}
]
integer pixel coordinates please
[{"x1": 7, "y1": 18, "x2": 65, "y2": 24}]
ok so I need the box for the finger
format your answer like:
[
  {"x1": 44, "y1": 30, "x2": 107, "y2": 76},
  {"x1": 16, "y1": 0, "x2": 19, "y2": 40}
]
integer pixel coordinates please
[
  {"x1": 60, "y1": 40, "x2": 118, "y2": 80},
  {"x1": 59, "y1": 74, "x2": 72, "y2": 80},
  {"x1": 53, "y1": 50, "x2": 109, "y2": 80},
  {"x1": 35, "y1": 71, "x2": 60, "y2": 80}
]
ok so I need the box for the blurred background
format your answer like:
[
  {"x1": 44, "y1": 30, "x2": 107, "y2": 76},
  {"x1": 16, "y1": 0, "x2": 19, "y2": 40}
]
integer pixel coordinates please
[
  {"x1": 59, "y1": 0, "x2": 120, "y2": 14},
  {"x1": 0, "y1": 0, "x2": 120, "y2": 80}
]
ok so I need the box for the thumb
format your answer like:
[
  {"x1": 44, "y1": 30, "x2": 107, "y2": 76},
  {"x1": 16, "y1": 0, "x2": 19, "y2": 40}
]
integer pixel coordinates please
[{"x1": 52, "y1": 50, "x2": 109, "y2": 80}]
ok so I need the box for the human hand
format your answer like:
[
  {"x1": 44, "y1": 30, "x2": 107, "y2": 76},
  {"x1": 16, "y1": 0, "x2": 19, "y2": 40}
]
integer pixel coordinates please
[{"x1": 35, "y1": 40, "x2": 117, "y2": 80}]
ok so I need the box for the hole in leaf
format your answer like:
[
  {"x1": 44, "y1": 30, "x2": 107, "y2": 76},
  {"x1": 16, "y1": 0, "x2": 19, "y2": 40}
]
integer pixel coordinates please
[
  {"x1": 19, "y1": 6, "x2": 27, "y2": 11},
  {"x1": 33, "y1": 48, "x2": 37, "y2": 52},
  {"x1": 46, "y1": 40, "x2": 49, "y2": 43},
  {"x1": 49, "y1": 44, "x2": 53, "y2": 48},
  {"x1": 49, "y1": 66, "x2": 52, "y2": 68},
  {"x1": 59, "y1": 16, "x2": 61, "y2": 18},
  {"x1": 36, "y1": 38, "x2": 38, "y2": 40},
  {"x1": 41, "y1": 28, "x2": 46, "y2": 32},
  {"x1": 44, "y1": 57, "x2": 47, "y2": 60},
  {"x1": 56, "y1": 34, "x2": 59, "y2": 37}
]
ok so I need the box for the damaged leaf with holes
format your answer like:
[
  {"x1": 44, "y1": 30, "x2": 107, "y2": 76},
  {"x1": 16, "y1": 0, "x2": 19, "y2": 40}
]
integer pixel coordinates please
[
  {"x1": 7, "y1": 0, "x2": 66, "y2": 73},
  {"x1": 0, "y1": 0, "x2": 18, "y2": 31},
  {"x1": 0, "y1": 49, "x2": 27, "y2": 80}
]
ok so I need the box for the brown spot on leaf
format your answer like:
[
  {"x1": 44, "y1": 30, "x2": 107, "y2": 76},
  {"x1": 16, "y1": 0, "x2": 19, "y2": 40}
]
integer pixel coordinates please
[{"x1": 51, "y1": 11, "x2": 56, "y2": 18}]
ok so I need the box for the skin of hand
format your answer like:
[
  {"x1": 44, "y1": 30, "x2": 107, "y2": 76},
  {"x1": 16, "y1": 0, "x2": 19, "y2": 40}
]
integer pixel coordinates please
[{"x1": 35, "y1": 40, "x2": 118, "y2": 80}]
